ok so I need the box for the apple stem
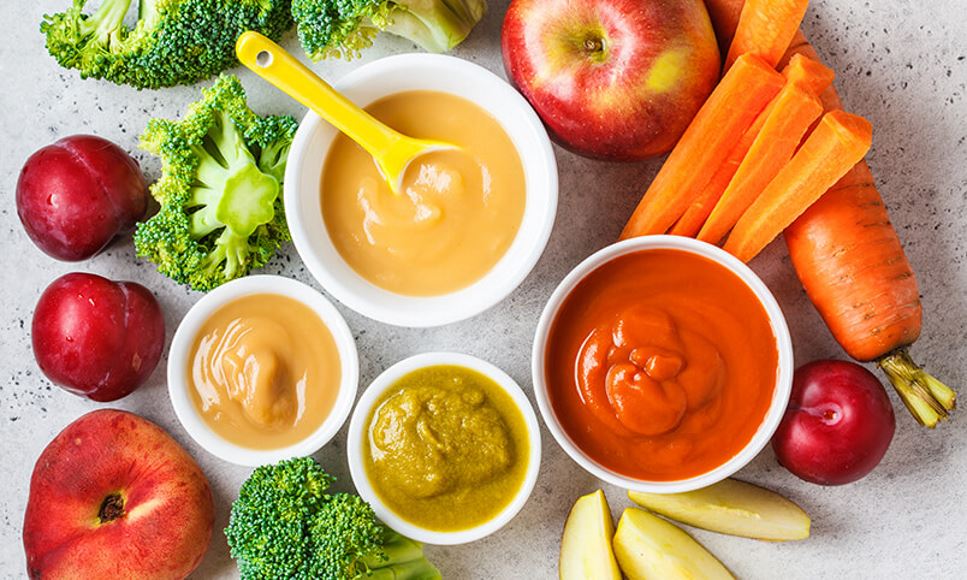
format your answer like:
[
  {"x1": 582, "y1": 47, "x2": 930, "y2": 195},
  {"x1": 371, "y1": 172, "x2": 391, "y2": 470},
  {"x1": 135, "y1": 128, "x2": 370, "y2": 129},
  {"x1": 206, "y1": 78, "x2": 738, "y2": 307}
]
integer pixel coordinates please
[
  {"x1": 878, "y1": 348, "x2": 956, "y2": 428},
  {"x1": 98, "y1": 493, "x2": 126, "y2": 524}
]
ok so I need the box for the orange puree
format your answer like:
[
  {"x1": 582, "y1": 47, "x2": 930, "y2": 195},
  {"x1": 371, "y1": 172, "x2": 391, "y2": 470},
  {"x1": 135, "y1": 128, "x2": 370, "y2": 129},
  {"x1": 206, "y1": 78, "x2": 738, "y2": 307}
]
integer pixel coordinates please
[
  {"x1": 322, "y1": 91, "x2": 526, "y2": 296},
  {"x1": 545, "y1": 249, "x2": 778, "y2": 481},
  {"x1": 188, "y1": 294, "x2": 341, "y2": 450}
]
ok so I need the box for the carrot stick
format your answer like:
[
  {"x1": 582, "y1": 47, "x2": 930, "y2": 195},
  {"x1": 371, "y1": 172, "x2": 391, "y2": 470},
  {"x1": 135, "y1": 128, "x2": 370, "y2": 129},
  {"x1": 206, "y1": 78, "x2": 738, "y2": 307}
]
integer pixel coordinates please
[
  {"x1": 620, "y1": 54, "x2": 784, "y2": 240},
  {"x1": 726, "y1": 0, "x2": 810, "y2": 69},
  {"x1": 697, "y1": 84, "x2": 823, "y2": 244},
  {"x1": 704, "y1": 0, "x2": 955, "y2": 428},
  {"x1": 668, "y1": 108, "x2": 769, "y2": 237},
  {"x1": 723, "y1": 110, "x2": 872, "y2": 262},
  {"x1": 782, "y1": 53, "x2": 835, "y2": 95},
  {"x1": 684, "y1": 52, "x2": 831, "y2": 242},
  {"x1": 668, "y1": 173, "x2": 727, "y2": 237}
]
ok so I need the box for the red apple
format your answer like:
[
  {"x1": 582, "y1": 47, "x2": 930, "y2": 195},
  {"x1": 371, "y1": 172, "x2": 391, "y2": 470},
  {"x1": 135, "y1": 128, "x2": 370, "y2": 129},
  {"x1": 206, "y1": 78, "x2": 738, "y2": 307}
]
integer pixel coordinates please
[
  {"x1": 772, "y1": 360, "x2": 896, "y2": 486},
  {"x1": 32, "y1": 273, "x2": 165, "y2": 402},
  {"x1": 502, "y1": 0, "x2": 721, "y2": 160},
  {"x1": 17, "y1": 135, "x2": 147, "y2": 261},
  {"x1": 23, "y1": 409, "x2": 214, "y2": 579}
]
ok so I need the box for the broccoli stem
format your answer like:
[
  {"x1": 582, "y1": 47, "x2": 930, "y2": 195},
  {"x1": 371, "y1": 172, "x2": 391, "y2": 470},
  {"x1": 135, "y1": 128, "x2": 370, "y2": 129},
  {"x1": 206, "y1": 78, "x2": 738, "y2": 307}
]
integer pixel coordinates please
[
  {"x1": 358, "y1": 531, "x2": 441, "y2": 580},
  {"x1": 137, "y1": 0, "x2": 163, "y2": 29},
  {"x1": 361, "y1": 560, "x2": 443, "y2": 580},
  {"x1": 188, "y1": 111, "x2": 279, "y2": 241},
  {"x1": 383, "y1": 0, "x2": 487, "y2": 53},
  {"x1": 80, "y1": 0, "x2": 133, "y2": 45}
]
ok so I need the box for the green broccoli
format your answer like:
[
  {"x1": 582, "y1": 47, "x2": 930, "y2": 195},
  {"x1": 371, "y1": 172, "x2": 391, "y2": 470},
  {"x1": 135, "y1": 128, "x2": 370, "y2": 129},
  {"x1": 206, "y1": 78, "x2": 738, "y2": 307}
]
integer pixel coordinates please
[
  {"x1": 291, "y1": 0, "x2": 487, "y2": 60},
  {"x1": 134, "y1": 75, "x2": 296, "y2": 292},
  {"x1": 40, "y1": 0, "x2": 293, "y2": 89},
  {"x1": 226, "y1": 457, "x2": 442, "y2": 580}
]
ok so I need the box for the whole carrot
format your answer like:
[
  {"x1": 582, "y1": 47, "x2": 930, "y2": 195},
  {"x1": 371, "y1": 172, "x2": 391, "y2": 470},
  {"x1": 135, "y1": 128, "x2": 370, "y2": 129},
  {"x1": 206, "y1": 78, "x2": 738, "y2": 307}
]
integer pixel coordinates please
[{"x1": 703, "y1": 0, "x2": 956, "y2": 427}]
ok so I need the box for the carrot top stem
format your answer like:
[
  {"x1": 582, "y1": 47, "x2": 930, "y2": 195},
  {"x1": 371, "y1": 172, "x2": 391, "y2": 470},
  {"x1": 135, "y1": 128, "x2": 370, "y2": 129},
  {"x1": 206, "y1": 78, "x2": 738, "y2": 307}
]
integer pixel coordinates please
[{"x1": 878, "y1": 349, "x2": 956, "y2": 428}]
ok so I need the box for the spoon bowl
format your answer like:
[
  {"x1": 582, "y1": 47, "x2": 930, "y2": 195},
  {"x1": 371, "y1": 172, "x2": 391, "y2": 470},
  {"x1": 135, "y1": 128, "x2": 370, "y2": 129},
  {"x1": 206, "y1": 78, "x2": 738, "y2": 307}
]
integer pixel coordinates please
[{"x1": 236, "y1": 31, "x2": 457, "y2": 194}]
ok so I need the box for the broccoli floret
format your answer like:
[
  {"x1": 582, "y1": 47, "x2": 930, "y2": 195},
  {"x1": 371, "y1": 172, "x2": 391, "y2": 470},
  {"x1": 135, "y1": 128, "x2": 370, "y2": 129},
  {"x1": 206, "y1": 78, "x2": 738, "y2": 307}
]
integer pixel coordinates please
[
  {"x1": 226, "y1": 457, "x2": 441, "y2": 580},
  {"x1": 41, "y1": 0, "x2": 293, "y2": 89},
  {"x1": 134, "y1": 75, "x2": 296, "y2": 291},
  {"x1": 292, "y1": 0, "x2": 487, "y2": 60}
]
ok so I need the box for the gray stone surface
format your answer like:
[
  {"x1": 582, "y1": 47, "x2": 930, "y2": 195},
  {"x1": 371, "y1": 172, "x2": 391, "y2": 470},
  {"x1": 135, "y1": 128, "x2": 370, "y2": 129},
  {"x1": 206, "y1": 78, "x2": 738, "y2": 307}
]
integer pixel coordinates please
[{"x1": 2, "y1": 1, "x2": 966, "y2": 578}]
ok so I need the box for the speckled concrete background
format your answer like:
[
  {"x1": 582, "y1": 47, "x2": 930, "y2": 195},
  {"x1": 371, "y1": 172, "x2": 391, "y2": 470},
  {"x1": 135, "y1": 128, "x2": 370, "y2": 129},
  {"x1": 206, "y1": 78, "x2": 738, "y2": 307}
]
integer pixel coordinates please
[{"x1": 2, "y1": 1, "x2": 966, "y2": 578}]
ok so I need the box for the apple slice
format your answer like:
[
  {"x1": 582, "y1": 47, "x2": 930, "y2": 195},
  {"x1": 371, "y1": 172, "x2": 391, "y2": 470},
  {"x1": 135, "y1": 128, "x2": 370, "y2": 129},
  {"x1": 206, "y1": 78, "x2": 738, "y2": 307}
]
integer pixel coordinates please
[
  {"x1": 559, "y1": 490, "x2": 621, "y2": 580},
  {"x1": 628, "y1": 479, "x2": 811, "y2": 541},
  {"x1": 613, "y1": 508, "x2": 734, "y2": 580}
]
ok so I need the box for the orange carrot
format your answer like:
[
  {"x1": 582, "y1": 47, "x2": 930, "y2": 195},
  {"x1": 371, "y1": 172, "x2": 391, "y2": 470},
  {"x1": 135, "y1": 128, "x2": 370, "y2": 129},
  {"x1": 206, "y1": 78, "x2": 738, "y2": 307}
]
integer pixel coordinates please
[
  {"x1": 669, "y1": 110, "x2": 768, "y2": 237},
  {"x1": 668, "y1": 170, "x2": 729, "y2": 237},
  {"x1": 782, "y1": 53, "x2": 835, "y2": 95},
  {"x1": 697, "y1": 84, "x2": 823, "y2": 244},
  {"x1": 723, "y1": 110, "x2": 872, "y2": 262},
  {"x1": 707, "y1": 0, "x2": 955, "y2": 429},
  {"x1": 726, "y1": 0, "x2": 810, "y2": 69},
  {"x1": 620, "y1": 54, "x2": 784, "y2": 240}
]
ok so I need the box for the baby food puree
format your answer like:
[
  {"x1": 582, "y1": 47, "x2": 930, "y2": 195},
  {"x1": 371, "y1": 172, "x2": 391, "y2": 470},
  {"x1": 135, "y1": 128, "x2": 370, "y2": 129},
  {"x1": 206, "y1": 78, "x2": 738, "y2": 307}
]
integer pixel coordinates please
[
  {"x1": 545, "y1": 249, "x2": 778, "y2": 481},
  {"x1": 363, "y1": 365, "x2": 529, "y2": 531},
  {"x1": 188, "y1": 293, "x2": 340, "y2": 449},
  {"x1": 322, "y1": 91, "x2": 526, "y2": 296}
]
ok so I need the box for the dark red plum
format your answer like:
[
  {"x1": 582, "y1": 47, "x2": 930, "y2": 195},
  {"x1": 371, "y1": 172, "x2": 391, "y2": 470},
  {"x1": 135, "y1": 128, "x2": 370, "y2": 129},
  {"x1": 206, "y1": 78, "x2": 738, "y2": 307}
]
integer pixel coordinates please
[
  {"x1": 32, "y1": 273, "x2": 165, "y2": 402},
  {"x1": 772, "y1": 360, "x2": 895, "y2": 485},
  {"x1": 16, "y1": 135, "x2": 147, "y2": 261}
]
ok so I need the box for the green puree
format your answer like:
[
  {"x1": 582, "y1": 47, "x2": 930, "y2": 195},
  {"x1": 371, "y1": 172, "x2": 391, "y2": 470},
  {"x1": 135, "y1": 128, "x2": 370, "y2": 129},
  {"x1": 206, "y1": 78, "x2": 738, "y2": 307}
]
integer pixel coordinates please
[{"x1": 364, "y1": 365, "x2": 530, "y2": 531}]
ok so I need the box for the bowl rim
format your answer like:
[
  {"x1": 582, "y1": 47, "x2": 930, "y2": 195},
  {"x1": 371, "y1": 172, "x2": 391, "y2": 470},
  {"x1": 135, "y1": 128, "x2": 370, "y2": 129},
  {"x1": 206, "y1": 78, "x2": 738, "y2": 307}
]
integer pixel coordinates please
[
  {"x1": 531, "y1": 235, "x2": 794, "y2": 493},
  {"x1": 284, "y1": 53, "x2": 558, "y2": 328},
  {"x1": 346, "y1": 352, "x2": 542, "y2": 545},
  {"x1": 167, "y1": 275, "x2": 359, "y2": 467}
]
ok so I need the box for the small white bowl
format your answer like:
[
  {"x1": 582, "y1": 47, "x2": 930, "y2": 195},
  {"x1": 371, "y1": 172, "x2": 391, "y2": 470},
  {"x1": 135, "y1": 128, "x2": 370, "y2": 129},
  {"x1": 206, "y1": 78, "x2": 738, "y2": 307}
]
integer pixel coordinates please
[
  {"x1": 285, "y1": 54, "x2": 558, "y2": 328},
  {"x1": 347, "y1": 353, "x2": 542, "y2": 545},
  {"x1": 532, "y1": 236, "x2": 794, "y2": 493},
  {"x1": 167, "y1": 275, "x2": 359, "y2": 466}
]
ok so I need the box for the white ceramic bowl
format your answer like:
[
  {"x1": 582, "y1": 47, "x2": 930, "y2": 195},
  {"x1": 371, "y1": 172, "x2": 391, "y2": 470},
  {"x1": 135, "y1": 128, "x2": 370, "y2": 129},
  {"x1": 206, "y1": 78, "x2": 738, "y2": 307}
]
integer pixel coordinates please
[
  {"x1": 532, "y1": 236, "x2": 794, "y2": 493},
  {"x1": 347, "y1": 352, "x2": 542, "y2": 545},
  {"x1": 285, "y1": 54, "x2": 558, "y2": 328},
  {"x1": 167, "y1": 276, "x2": 359, "y2": 466}
]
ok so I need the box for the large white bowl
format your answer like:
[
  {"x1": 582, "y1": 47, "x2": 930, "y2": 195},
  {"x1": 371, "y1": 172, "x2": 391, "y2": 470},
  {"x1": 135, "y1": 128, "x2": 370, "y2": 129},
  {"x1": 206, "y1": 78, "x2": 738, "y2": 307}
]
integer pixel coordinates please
[
  {"x1": 167, "y1": 276, "x2": 359, "y2": 466},
  {"x1": 347, "y1": 353, "x2": 542, "y2": 545},
  {"x1": 532, "y1": 236, "x2": 794, "y2": 493},
  {"x1": 285, "y1": 54, "x2": 558, "y2": 328}
]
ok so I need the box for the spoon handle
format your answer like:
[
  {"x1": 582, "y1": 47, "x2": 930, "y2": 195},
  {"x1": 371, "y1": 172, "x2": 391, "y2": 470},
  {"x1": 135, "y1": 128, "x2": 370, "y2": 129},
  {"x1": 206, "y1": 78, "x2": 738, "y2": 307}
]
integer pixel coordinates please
[{"x1": 236, "y1": 31, "x2": 401, "y2": 160}]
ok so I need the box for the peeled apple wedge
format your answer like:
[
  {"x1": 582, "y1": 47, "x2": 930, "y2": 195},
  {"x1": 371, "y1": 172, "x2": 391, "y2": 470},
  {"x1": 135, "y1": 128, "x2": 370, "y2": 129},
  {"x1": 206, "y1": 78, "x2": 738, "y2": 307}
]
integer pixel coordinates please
[
  {"x1": 613, "y1": 508, "x2": 734, "y2": 580},
  {"x1": 559, "y1": 490, "x2": 621, "y2": 580},
  {"x1": 628, "y1": 478, "x2": 811, "y2": 541}
]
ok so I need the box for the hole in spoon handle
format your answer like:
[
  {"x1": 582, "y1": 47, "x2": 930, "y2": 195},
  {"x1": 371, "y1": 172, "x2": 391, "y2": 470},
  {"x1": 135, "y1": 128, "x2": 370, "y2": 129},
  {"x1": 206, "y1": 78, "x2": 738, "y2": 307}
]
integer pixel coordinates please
[{"x1": 256, "y1": 50, "x2": 273, "y2": 67}]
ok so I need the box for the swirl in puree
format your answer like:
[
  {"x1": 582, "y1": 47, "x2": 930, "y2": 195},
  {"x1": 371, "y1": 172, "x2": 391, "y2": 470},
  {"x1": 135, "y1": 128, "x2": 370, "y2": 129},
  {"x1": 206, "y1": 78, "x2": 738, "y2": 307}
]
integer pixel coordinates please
[
  {"x1": 322, "y1": 91, "x2": 525, "y2": 296},
  {"x1": 188, "y1": 293, "x2": 341, "y2": 449},
  {"x1": 545, "y1": 249, "x2": 778, "y2": 480}
]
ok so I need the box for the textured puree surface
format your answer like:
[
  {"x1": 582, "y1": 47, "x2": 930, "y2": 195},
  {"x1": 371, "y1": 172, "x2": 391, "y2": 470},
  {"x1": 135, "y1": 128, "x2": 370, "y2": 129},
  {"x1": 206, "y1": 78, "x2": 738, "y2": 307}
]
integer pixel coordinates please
[
  {"x1": 364, "y1": 366, "x2": 530, "y2": 531},
  {"x1": 188, "y1": 293, "x2": 341, "y2": 449},
  {"x1": 322, "y1": 90, "x2": 525, "y2": 296},
  {"x1": 2, "y1": 1, "x2": 966, "y2": 578},
  {"x1": 545, "y1": 249, "x2": 777, "y2": 480}
]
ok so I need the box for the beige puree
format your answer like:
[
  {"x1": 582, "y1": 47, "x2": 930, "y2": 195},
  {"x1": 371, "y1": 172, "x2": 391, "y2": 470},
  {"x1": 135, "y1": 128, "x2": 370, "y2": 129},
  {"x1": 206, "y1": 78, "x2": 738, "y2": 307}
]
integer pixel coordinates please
[
  {"x1": 188, "y1": 293, "x2": 340, "y2": 449},
  {"x1": 322, "y1": 90, "x2": 526, "y2": 296}
]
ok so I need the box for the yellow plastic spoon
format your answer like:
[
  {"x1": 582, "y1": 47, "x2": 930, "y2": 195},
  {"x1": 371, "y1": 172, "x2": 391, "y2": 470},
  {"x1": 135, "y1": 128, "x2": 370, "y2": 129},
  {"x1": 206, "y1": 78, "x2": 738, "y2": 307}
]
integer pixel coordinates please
[{"x1": 236, "y1": 31, "x2": 456, "y2": 195}]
